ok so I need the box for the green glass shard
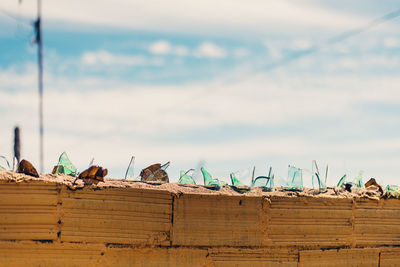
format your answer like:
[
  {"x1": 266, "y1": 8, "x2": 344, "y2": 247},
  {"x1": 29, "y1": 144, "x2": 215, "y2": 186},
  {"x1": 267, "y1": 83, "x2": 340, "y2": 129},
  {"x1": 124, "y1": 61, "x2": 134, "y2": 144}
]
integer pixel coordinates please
[
  {"x1": 337, "y1": 174, "x2": 347, "y2": 187},
  {"x1": 252, "y1": 176, "x2": 268, "y2": 187},
  {"x1": 230, "y1": 173, "x2": 243, "y2": 186},
  {"x1": 354, "y1": 171, "x2": 364, "y2": 188},
  {"x1": 201, "y1": 167, "x2": 227, "y2": 187},
  {"x1": 251, "y1": 167, "x2": 274, "y2": 191},
  {"x1": 0, "y1": 156, "x2": 11, "y2": 171},
  {"x1": 282, "y1": 165, "x2": 303, "y2": 191},
  {"x1": 312, "y1": 160, "x2": 327, "y2": 192},
  {"x1": 53, "y1": 152, "x2": 77, "y2": 177},
  {"x1": 252, "y1": 176, "x2": 274, "y2": 188},
  {"x1": 230, "y1": 167, "x2": 254, "y2": 186},
  {"x1": 179, "y1": 169, "x2": 196, "y2": 185},
  {"x1": 385, "y1": 185, "x2": 400, "y2": 198}
]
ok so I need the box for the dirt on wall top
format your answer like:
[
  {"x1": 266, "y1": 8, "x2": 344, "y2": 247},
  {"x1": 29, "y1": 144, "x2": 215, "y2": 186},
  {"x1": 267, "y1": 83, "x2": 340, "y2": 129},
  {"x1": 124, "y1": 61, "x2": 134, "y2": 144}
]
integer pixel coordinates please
[{"x1": 0, "y1": 170, "x2": 386, "y2": 199}]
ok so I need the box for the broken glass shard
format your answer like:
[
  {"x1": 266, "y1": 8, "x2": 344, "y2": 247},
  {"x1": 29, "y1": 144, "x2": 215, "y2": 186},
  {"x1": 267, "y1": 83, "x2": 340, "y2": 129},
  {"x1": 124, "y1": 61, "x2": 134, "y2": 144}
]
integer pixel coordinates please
[
  {"x1": 140, "y1": 162, "x2": 169, "y2": 183},
  {"x1": 312, "y1": 160, "x2": 327, "y2": 192},
  {"x1": 191, "y1": 160, "x2": 205, "y2": 185},
  {"x1": 337, "y1": 174, "x2": 347, "y2": 187},
  {"x1": 0, "y1": 156, "x2": 11, "y2": 171},
  {"x1": 252, "y1": 166, "x2": 274, "y2": 191},
  {"x1": 282, "y1": 165, "x2": 303, "y2": 191},
  {"x1": 353, "y1": 171, "x2": 364, "y2": 188},
  {"x1": 178, "y1": 169, "x2": 196, "y2": 184},
  {"x1": 385, "y1": 185, "x2": 400, "y2": 198},
  {"x1": 230, "y1": 167, "x2": 254, "y2": 186},
  {"x1": 201, "y1": 167, "x2": 227, "y2": 188},
  {"x1": 52, "y1": 152, "x2": 77, "y2": 177},
  {"x1": 124, "y1": 156, "x2": 138, "y2": 180}
]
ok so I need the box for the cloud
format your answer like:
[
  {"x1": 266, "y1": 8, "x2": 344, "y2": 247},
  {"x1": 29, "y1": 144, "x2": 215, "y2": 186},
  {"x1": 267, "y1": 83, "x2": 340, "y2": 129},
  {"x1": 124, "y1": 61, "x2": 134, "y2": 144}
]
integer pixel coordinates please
[
  {"x1": 263, "y1": 41, "x2": 283, "y2": 59},
  {"x1": 194, "y1": 42, "x2": 227, "y2": 58},
  {"x1": 1, "y1": 46, "x2": 400, "y2": 183},
  {"x1": 81, "y1": 50, "x2": 163, "y2": 66},
  {"x1": 148, "y1": 40, "x2": 171, "y2": 55},
  {"x1": 1, "y1": 0, "x2": 373, "y2": 37},
  {"x1": 148, "y1": 40, "x2": 189, "y2": 56},
  {"x1": 383, "y1": 37, "x2": 400, "y2": 48},
  {"x1": 292, "y1": 39, "x2": 313, "y2": 51},
  {"x1": 173, "y1": 45, "x2": 189, "y2": 56}
]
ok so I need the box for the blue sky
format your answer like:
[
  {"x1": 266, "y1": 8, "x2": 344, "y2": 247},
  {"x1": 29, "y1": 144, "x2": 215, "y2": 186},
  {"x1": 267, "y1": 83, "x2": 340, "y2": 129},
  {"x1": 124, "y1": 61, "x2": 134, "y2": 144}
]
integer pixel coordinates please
[{"x1": 0, "y1": 1, "x2": 400, "y2": 186}]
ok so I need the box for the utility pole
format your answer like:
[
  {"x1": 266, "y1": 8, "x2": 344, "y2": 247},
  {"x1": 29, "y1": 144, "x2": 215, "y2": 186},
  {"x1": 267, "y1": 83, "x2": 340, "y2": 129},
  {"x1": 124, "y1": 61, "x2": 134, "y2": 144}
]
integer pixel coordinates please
[
  {"x1": 33, "y1": 0, "x2": 44, "y2": 172},
  {"x1": 14, "y1": 126, "x2": 20, "y2": 166}
]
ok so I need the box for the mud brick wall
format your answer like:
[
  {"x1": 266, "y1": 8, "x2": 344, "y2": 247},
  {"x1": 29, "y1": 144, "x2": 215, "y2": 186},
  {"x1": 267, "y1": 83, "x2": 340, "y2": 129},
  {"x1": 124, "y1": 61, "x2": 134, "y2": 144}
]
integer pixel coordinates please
[{"x1": 0, "y1": 178, "x2": 399, "y2": 266}]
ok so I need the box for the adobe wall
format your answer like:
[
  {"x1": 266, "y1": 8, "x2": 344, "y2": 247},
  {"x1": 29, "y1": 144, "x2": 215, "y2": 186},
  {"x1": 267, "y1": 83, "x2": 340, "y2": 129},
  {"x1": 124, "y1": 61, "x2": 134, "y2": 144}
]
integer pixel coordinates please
[{"x1": 0, "y1": 171, "x2": 399, "y2": 266}]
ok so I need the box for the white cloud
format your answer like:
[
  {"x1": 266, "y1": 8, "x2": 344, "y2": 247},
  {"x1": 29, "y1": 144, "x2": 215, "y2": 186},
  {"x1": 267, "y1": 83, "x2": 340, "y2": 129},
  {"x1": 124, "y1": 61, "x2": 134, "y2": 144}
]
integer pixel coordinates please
[
  {"x1": 383, "y1": 37, "x2": 399, "y2": 48},
  {"x1": 173, "y1": 45, "x2": 189, "y2": 56},
  {"x1": 263, "y1": 41, "x2": 282, "y2": 59},
  {"x1": 194, "y1": 42, "x2": 227, "y2": 58},
  {"x1": 81, "y1": 50, "x2": 164, "y2": 66},
  {"x1": 148, "y1": 40, "x2": 189, "y2": 56},
  {"x1": 1, "y1": 58, "x2": 400, "y2": 183},
  {"x1": 2, "y1": 0, "x2": 373, "y2": 36},
  {"x1": 148, "y1": 40, "x2": 171, "y2": 55}
]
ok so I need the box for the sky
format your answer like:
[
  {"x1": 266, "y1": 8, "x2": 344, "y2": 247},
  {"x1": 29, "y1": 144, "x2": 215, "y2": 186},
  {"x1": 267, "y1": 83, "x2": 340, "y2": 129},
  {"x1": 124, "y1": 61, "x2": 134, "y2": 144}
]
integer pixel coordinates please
[{"x1": 0, "y1": 0, "x2": 399, "y2": 187}]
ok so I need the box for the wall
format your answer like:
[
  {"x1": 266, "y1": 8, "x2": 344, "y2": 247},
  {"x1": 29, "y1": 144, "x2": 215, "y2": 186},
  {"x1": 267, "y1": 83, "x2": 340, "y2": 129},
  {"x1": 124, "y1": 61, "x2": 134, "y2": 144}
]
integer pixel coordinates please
[{"x1": 0, "y1": 176, "x2": 399, "y2": 266}]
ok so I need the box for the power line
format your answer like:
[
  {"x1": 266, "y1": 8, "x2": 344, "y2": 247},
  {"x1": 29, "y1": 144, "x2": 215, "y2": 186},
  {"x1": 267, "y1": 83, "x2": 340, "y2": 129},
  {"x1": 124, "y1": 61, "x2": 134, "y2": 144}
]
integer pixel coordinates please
[
  {"x1": 24, "y1": 0, "x2": 44, "y2": 172},
  {"x1": 0, "y1": 8, "x2": 31, "y2": 27},
  {"x1": 261, "y1": 8, "x2": 400, "y2": 72},
  {"x1": 157, "y1": 8, "x2": 400, "y2": 115},
  {"x1": 35, "y1": 0, "x2": 44, "y2": 173}
]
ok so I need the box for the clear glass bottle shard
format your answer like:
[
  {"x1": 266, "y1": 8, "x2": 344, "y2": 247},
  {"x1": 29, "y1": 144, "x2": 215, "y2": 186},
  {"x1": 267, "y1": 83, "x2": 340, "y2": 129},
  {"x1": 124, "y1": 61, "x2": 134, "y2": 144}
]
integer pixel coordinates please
[
  {"x1": 124, "y1": 156, "x2": 139, "y2": 180},
  {"x1": 0, "y1": 156, "x2": 11, "y2": 171},
  {"x1": 201, "y1": 167, "x2": 227, "y2": 189},
  {"x1": 191, "y1": 160, "x2": 205, "y2": 185},
  {"x1": 12, "y1": 157, "x2": 18, "y2": 171},
  {"x1": 161, "y1": 161, "x2": 170, "y2": 171},
  {"x1": 252, "y1": 166, "x2": 274, "y2": 191},
  {"x1": 230, "y1": 166, "x2": 255, "y2": 186},
  {"x1": 52, "y1": 152, "x2": 77, "y2": 177},
  {"x1": 282, "y1": 165, "x2": 303, "y2": 191},
  {"x1": 88, "y1": 157, "x2": 95, "y2": 168},
  {"x1": 178, "y1": 169, "x2": 196, "y2": 184},
  {"x1": 312, "y1": 160, "x2": 327, "y2": 192}
]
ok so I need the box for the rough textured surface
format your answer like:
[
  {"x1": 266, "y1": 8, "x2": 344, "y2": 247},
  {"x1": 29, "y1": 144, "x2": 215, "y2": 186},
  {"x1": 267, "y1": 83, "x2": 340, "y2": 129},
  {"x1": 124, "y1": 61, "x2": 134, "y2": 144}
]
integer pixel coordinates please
[
  {"x1": 60, "y1": 187, "x2": 172, "y2": 245},
  {"x1": 379, "y1": 247, "x2": 400, "y2": 267},
  {"x1": 209, "y1": 248, "x2": 298, "y2": 267},
  {"x1": 0, "y1": 182, "x2": 59, "y2": 241},
  {"x1": 354, "y1": 198, "x2": 400, "y2": 247},
  {"x1": 172, "y1": 194, "x2": 264, "y2": 246},
  {"x1": 0, "y1": 170, "x2": 399, "y2": 266},
  {"x1": 265, "y1": 197, "x2": 353, "y2": 248},
  {"x1": 299, "y1": 248, "x2": 379, "y2": 267}
]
